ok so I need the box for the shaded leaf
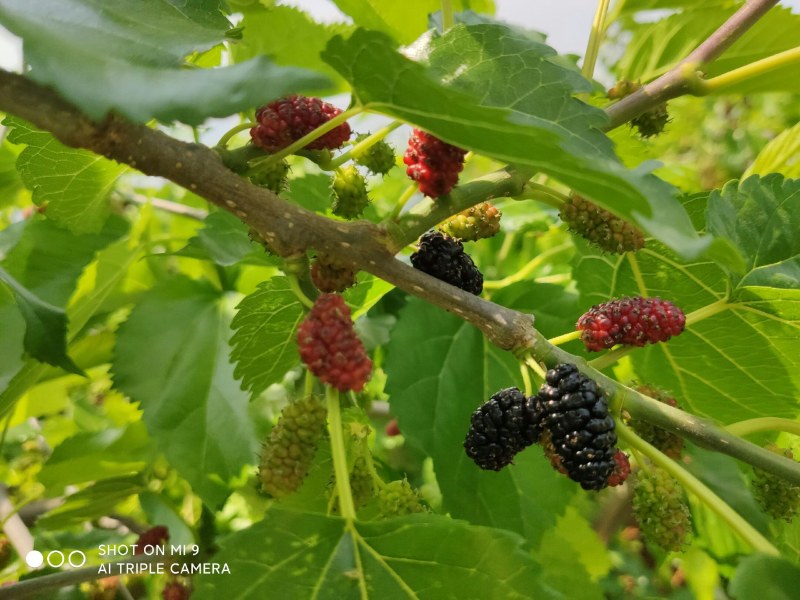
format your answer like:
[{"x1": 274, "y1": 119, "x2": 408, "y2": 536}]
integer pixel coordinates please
[
  {"x1": 229, "y1": 276, "x2": 305, "y2": 400},
  {"x1": 0, "y1": 0, "x2": 329, "y2": 123},
  {"x1": 37, "y1": 475, "x2": 145, "y2": 529},
  {"x1": 730, "y1": 554, "x2": 800, "y2": 600},
  {"x1": 384, "y1": 297, "x2": 575, "y2": 544},
  {"x1": 194, "y1": 507, "x2": 556, "y2": 599},
  {"x1": 178, "y1": 210, "x2": 279, "y2": 267},
  {"x1": 112, "y1": 278, "x2": 258, "y2": 506}
]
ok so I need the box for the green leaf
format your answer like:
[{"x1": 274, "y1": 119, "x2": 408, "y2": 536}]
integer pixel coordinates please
[
  {"x1": 330, "y1": 0, "x2": 495, "y2": 44},
  {"x1": 0, "y1": 266, "x2": 81, "y2": 374},
  {"x1": 112, "y1": 278, "x2": 258, "y2": 507},
  {"x1": 706, "y1": 176, "x2": 800, "y2": 286},
  {"x1": 4, "y1": 116, "x2": 125, "y2": 234},
  {"x1": 573, "y1": 189, "x2": 800, "y2": 423},
  {"x1": 194, "y1": 507, "x2": 556, "y2": 599},
  {"x1": 38, "y1": 424, "x2": 153, "y2": 491},
  {"x1": 322, "y1": 27, "x2": 708, "y2": 258},
  {"x1": 178, "y1": 211, "x2": 279, "y2": 267},
  {"x1": 0, "y1": 0, "x2": 329, "y2": 124},
  {"x1": 744, "y1": 123, "x2": 800, "y2": 179},
  {"x1": 0, "y1": 138, "x2": 25, "y2": 209},
  {"x1": 36, "y1": 475, "x2": 144, "y2": 529},
  {"x1": 384, "y1": 297, "x2": 575, "y2": 544},
  {"x1": 730, "y1": 554, "x2": 800, "y2": 600},
  {"x1": 232, "y1": 4, "x2": 353, "y2": 94},
  {"x1": 229, "y1": 276, "x2": 305, "y2": 400}
]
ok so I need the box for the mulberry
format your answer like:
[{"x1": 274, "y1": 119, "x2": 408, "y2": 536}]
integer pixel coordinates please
[
  {"x1": 577, "y1": 297, "x2": 686, "y2": 352},
  {"x1": 608, "y1": 80, "x2": 669, "y2": 138},
  {"x1": 559, "y1": 195, "x2": 644, "y2": 254},
  {"x1": 606, "y1": 451, "x2": 632, "y2": 487},
  {"x1": 331, "y1": 166, "x2": 370, "y2": 219},
  {"x1": 629, "y1": 386, "x2": 684, "y2": 459},
  {"x1": 378, "y1": 479, "x2": 426, "y2": 517},
  {"x1": 251, "y1": 95, "x2": 351, "y2": 152},
  {"x1": 0, "y1": 537, "x2": 12, "y2": 569},
  {"x1": 752, "y1": 445, "x2": 800, "y2": 522},
  {"x1": 258, "y1": 395, "x2": 328, "y2": 498},
  {"x1": 162, "y1": 581, "x2": 192, "y2": 600},
  {"x1": 134, "y1": 526, "x2": 169, "y2": 555},
  {"x1": 464, "y1": 387, "x2": 544, "y2": 471},
  {"x1": 353, "y1": 134, "x2": 396, "y2": 175},
  {"x1": 297, "y1": 294, "x2": 372, "y2": 392},
  {"x1": 410, "y1": 231, "x2": 483, "y2": 295},
  {"x1": 404, "y1": 129, "x2": 466, "y2": 198},
  {"x1": 633, "y1": 467, "x2": 691, "y2": 551},
  {"x1": 536, "y1": 364, "x2": 618, "y2": 490},
  {"x1": 440, "y1": 202, "x2": 502, "y2": 241},
  {"x1": 311, "y1": 255, "x2": 357, "y2": 293},
  {"x1": 249, "y1": 159, "x2": 289, "y2": 193}
]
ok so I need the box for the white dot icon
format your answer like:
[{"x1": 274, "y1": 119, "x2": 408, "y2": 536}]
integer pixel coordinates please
[{"x1": 25, "y1": 550, "x2": 44, "y2": 568}]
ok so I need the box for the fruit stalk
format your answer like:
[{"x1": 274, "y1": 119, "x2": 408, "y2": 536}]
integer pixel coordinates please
[{"x1": 326, "y1": 386, "x2": 356, "y2": 520}]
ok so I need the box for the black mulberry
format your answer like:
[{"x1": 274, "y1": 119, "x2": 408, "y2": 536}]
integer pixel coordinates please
[
  {"x1": 410, "y1": 231, "x2": 483, "y2": 295},
  {"x1": 464, "y1": 387, "x2": 544, "y2": 471},
  {"x1": 535, "y1": 364, "x2": 618, "y2": 490}
]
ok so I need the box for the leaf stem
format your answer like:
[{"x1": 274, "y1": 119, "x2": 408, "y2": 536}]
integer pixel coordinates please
[
  {"x1": 684, "y1": 297, "x2": 729, "y2": 326},
  {"x1": 441, "y1": 0, "x2": 454, "y2": 30},
  {"x1": 483, "y1": 242, "x2": 573, "y2": 289},
  {"x1": 287, "y1": 274, "x2": 314, "y2": 309},
  {"x1": 330, "y1": 121, "x2": 402, "y2": 169},
  {"x1": 517, "y1": 181, "x2": 570, "y2": 209},
  {"x1": 304, "y1": 369, "x2": 314, "y2": 397},
  {"x1": 216, "y1": 121, "x2": 258, "y2": 148},
  {"x1": 389, "y1": 184, "x2": 419, "y2": 222},
  {"x1": 617, "y1": 422, "x2": 779, "y2": 556},
  {"x1": 520, "y1": 363, "x2": 533, "y2": 396},
  {"x1": 522, "y1": 354, "x2": 547, "y2": 380},
  {"x1": 254, "y1": 106, "x2": 363, "y2": 168},
  {"x1": 326, "y1": 386, "x2": 356, "y2": 520},
  {"x1": 548, "y1": 330, "x2": 582, "y2": 346},
  {"x1": 588, "y1": 345, "x2": 633, "y2": 370},
  {"x1": 582, "y1": 0, "x2": 612, "y2": 79},
  {"x1": 725, "y1": 418, "x2": 800, "y2": 438},
  {"x1": 702, "y1": 47, "x2": 800, "y2": 95}
]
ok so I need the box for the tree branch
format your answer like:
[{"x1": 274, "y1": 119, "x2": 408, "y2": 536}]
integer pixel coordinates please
[
  {"x1": 0, "y1": 69, "x2": 797, "y2": 485},
  {"x1": 605, "y1": 0, "x2": 780, "y2": 130}
]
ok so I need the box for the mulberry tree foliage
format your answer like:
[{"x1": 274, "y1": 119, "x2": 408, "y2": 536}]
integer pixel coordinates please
[{"x1": 1, "y1": 1, "x2": 800, "y2": 599}]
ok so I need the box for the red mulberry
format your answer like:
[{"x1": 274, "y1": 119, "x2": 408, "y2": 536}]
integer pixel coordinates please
[
  {"x1": 404, "y1": 129, "x2": 466, "y2": 198},
  {"x1": 297, "y1": 294, "x2": 372, "y2": 392},
  {"x1": 251, "y1": 95, "x2": 351, "y2": 152},
  {"x1": 135, "y1": 526, "x2": 169, "y2": 555},
  {"x1": 577, "y1": 297, "x2": 686, "y2": 352}
]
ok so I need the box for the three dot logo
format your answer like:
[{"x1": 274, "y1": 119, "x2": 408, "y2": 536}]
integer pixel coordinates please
[{"x1": 25, "y1": 549, "x2": 86, "y2": 569}]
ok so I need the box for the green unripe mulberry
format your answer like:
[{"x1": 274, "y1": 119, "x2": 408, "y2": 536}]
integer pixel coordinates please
[
  {"x1": 752, "y1": 445, "x2": 800, "y2": 522},
  {"x1": 353, "y1": 134, "x2": 396, "y2": 175},
  {"x1": 332, "y1": 165, "x2": 370, "y2": 219},
  {"x1": 378, "y1": 479, "x2": 426, "y2": 517},
  {"x1": 633, "y1": 467, "x2": 691, "y2": 552},
  {"x1": 249, "y1": 159, "x2": 290, "y2": 193},
  {"x1": 560, "y1": 195, "x2": 645, "y2": 254},
  {"x1": 439, "y1": 202, "x2": 502, "y2": 241},
  {"x1": 628, "y1": 386, "x2": 684, "y2": 459},
  {"x1": 258, "y1": 395, "x2": 327, "y2": 498},
  {"x1": 349, "y1": 456, "x2": 376, "y2": 509}
]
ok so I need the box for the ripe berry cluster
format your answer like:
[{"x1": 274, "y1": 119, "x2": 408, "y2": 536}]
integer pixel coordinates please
[
  {"x1": 464, "y1": 364, "x2": 624, "y2": 491},
  {"x1": 404, "y1": 128, "x2": 467, "y2": 198},
  {"x1": 297, "y1": 294, "x2": 372, "y2": 392},
  {"x1": 250, "y1": 95, "x2": 351, "y2": 152},
  {"x1": 577, "y1": 296, "x2": 686, "y2": 352},
  {"x1": 410, "y1": 231, "x2": 483, "y2": 295}
]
